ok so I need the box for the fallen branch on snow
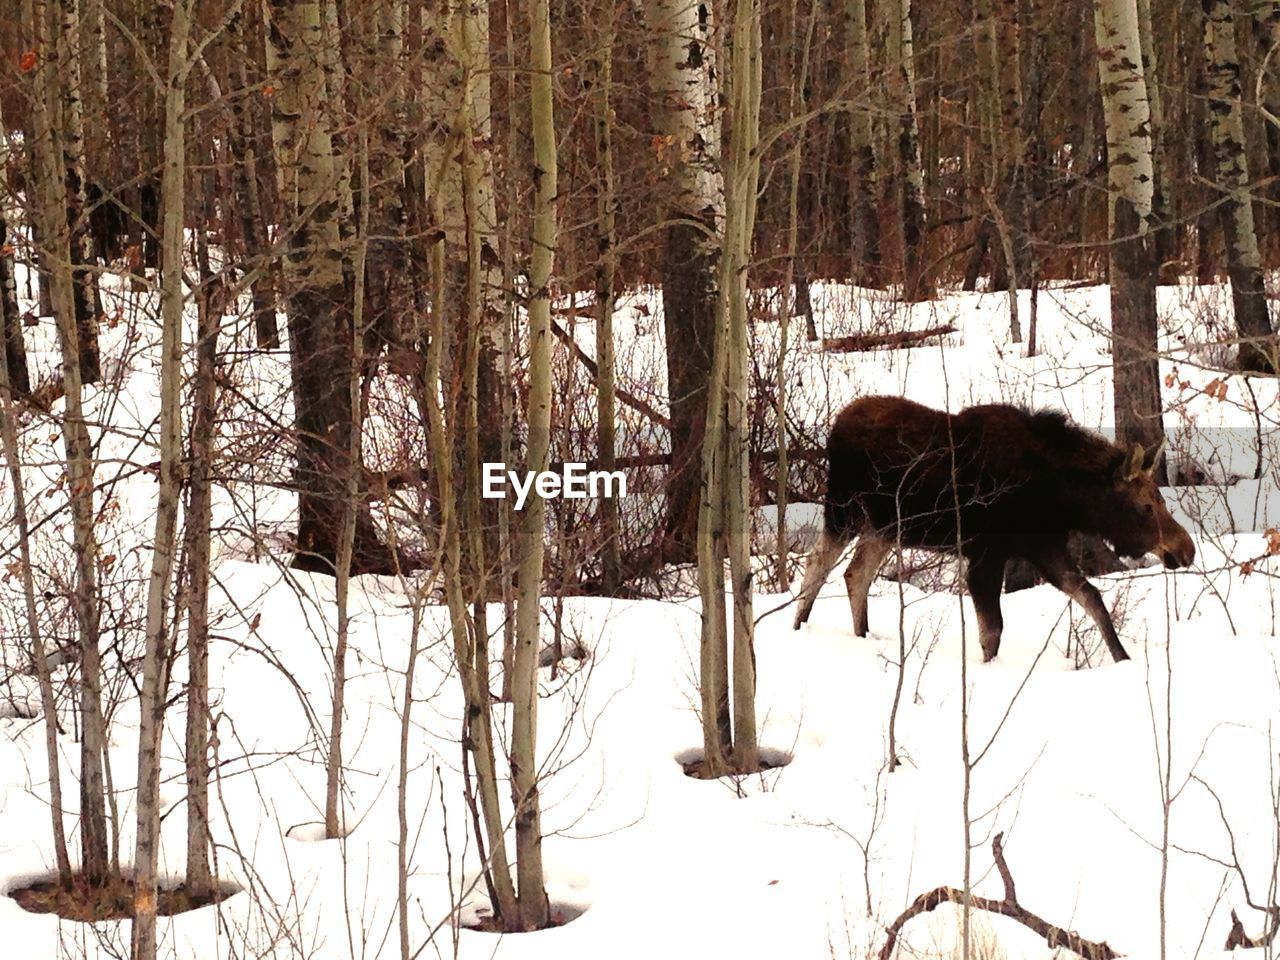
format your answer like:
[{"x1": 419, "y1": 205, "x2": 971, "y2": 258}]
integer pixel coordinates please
[
  {"x1": 879, "y1": 833, "x2": 1118, "y2": 960},
  {"x1": 823, "y1": 323, "x2": 955, "y2": 353}
]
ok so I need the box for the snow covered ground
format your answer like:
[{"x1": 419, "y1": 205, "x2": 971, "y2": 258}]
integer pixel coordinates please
[{"x1": 4, "y1": 275, "x2": 1280, "y2": 959}]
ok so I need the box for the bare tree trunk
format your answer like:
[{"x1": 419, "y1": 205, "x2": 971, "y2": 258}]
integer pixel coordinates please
[
  {"x1": 886, "y1": 0, "x2": 928, "y2": 300},
  {"x1": 265, "y1": 0, "x2": 394, "y2": 576},
  {"x1": 1254, "y1": 2, "x2": 1280, "y2": 200},
  {"x1": 22, "y1": 0, "x2": 111, "y2": 887},
  {"x1": 421, "y1": 0, "x2": 506, "y2": 595},
  {"x1": 1136, "y1": 0, "x2": 1174, "y2": 276},
  {"x1": 1094, "y1": 0, "x2": 1167, "y2": 473},
  {"x1": 56, "y1": 0, "x2": 102, "y2": 384},
  {"x1": 421, "y1": 163, "x2": 519, "y2": 924},
  {"x1": 846, "y1": 0, "x2": 880, "y2": 286},
  {"x1": 0, "y1": 114, "x2": 69, "y2": 879},
  {"x1": 647, "y1": 0, "x2": 723, "y2": 563},
  {"x1": 975, "y1": 0, "x2": 1027, "y2": 298},
  {"x1": 82, "y1": 0, "x2": 109, "y2": 163},
  {"x1": 695, "y1": 0, "x2": 763, "y2": 778},
  {"x1": 0, "y1": 99, "x2": 30, "y2": 396},
  {"x1": 593, "y1": 19, "x2": 620, "y2": 594},
  {"x1": 357, "y1": 0, "x2": 409, "y2": 361},
  {"x1": 509, "y1": 0, "x2": 556, "y2": 926},
  {"x1": 397, "y1": 598, "x2": 423, "y2": 960},
  {"x1": 1201, "y1": 0, "x2": 1277, "y2": 373},
  {"x1": 319, "y1": 0, "x2": 354, "y2": 242},
  {"x1": 777, "y1": 0, "x2": 816, "y2": 589},
  {"x1": 183, "y1": 199, "x2": 219, "y2": 900},
  {"x1": 327, "y1": 127, "x2": 371, "y2": 841},
  {"x1": 696, "y1": 347, "x2": 732, "y2": 775},
  {"x1": 724, "y1": 0, "x2": 762, "y2": 774},
  {"x1": 228, "y1": 1, "x2": 279, "y2": 348},
  {"x1": 133, "y1": 4, "x2": 192, "y2": 954}
]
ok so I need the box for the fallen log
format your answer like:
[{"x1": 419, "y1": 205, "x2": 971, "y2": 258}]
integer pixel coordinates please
[
  {"x1": 823, "y1": 323, "x2": 955, "y2": 353},
  {"x1": 880, "y1": 833, "x2": 1118, "y2": 960}
]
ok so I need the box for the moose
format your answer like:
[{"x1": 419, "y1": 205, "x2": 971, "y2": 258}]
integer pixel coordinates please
[{"x1": 792, "y1": 396, "x2": 1196, "y2": 662}]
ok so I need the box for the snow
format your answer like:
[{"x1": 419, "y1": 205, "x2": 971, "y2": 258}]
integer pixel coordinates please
[{"x1": 4, "y1": 272, "x2": 1280, "y2": 958}]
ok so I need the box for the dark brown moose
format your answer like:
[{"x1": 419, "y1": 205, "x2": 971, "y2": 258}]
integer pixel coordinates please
[{"x1": 792, "y1": 396, "x2": 1196, "y2": 662}]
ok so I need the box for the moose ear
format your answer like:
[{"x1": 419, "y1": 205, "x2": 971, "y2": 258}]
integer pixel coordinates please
[
  {"x1": 1141, "y1": 438, "x2": 1166, "y2": 475},
  {"x1": 1116, "y1": 443, "x2": 1145, "y2": 482}
]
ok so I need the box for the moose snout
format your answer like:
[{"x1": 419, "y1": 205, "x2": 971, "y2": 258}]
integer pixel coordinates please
[{"x1": 1161, "y1": 532, "x2": 1195, "y2": 570}]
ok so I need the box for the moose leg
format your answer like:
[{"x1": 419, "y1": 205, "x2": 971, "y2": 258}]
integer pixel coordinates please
[
  {"x1": 1033, "y1": 549, "x2": 1130, "y2": 662},
  {"x1": 843, "y1": 536, "x2": 891, "y2": 636},
  {"x1": 965, "y1": 554, "x2": 1006, "y2": 661},
  {"x1": 793, "y1": 528, "x2": 851, "y2": 628}
]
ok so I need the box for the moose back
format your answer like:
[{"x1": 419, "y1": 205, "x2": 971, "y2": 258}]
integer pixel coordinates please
[{"x1": 792, "y1": 396, "x2": 1195, "y2": 662}]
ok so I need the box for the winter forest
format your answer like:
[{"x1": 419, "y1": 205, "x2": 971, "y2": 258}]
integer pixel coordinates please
[{"x1": 7, "y1": 0, "x2": 1280, "y2": 956}]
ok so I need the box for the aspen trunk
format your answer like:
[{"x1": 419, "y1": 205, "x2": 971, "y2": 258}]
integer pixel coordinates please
[
  {"x1": 777, "y1": 0, "x2": 816, "y2": 588},
  {"x1": 319, "y1": 0, "x2": 355, "y2": 242},
  {"x1": 647, "y1": 0, "x2": 724, "y2": 563},
  {"x1": 1136, "y1": 0, "x2": 1174, "y2": 275},
  {"x1": 0, "y1": 98, "x2": 30, "y2": 396},
  {"x1": 356, "y1": 0, "x2": 409, "y2": 359},
  {"x1": 510, "y1": 0, "x2": 556, "y2": 926},
  {"x1": 724, "y1": 0, "x2": 762, "y2": 773},
  {"x1": 1094, "y1": 0, "x2": 1167, "y2": 469},
  {"x1": 228, "y1": 1, "x2": 279, "y2": 348},
  {"x1": 695, "y1": 0, "x2": 763, "y2": 777},
  {"x1": 82, "y1": 0, "x2": 109, "y2": 161},
  {"x1": 22, "y1": 0, "x2": 111, "y2": 886},
  {"x1": 886, "y1": 0, "x2": 928, "y2": 300},
  {"x1": 265, "y1": 0, "x2": 395, "y2": 575},
  {"x1": 593, "y1": 20, "x2": 620, "y2": 593},
  {"x1": 56, "y1": 0, "x2": 102, "y2": 383},
  {"x1": 421, "y1": 167, "x2": 519, "y2": 923},
  {"x1": 1254, "y1": 2, "x2": 1280, "y2": 194},
  {"x1": 183, "y1": 201, "x2": 219, "y2": 899},
  {"x1": 133, "y1": 3, "x2": 191, "y2": 954},
  {"x1": 0, "y1": 106, "x2": 68, "y2": 878},
  {"x1": 327, "y1": 128, "x2": 371, "y2": 841},
  {"x1": 1201, "y1": 0, "x2": 1276, "y2": 372},
  {"x1": 846, "y1": 0, "x2": 880, "y2": 286},
  {"x1": 421, "y1": 0, "x2": 505, "y2": 593}
]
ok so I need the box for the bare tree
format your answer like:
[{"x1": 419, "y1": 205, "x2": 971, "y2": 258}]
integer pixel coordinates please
[
  {"x1": 592, "y1": 11, "x2": 620, "y2": 593},
  {"x1": 1094, "y1": 0, "x2": 1166, "y2": 472},
  {"x1": 696, "y1": 0, "x2": 762, "y2": 778},
  {"x1": 845, "y1": 0, "x2": 880, "y2": 286},
  {"x1": 1200, "y1": 0, "x2": 1277, "y2": 373},
  {"x1": 509, "y1": 0, "x2": 558, "y2": 925},
  {"x1": 133, "y1": 2, "x2": 194, "y2": 953},
  {"x1": 264, "y1": 0, "x2": 394, "y2": 576},
  {"x1": 646, "y1": 0, "x2": 724, "y2": 563},
  {"x1": 21, "y1": 0, "x2": 112, "y2": 888}
]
